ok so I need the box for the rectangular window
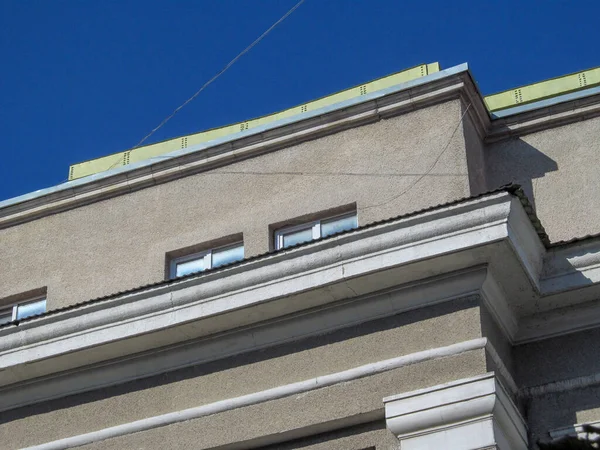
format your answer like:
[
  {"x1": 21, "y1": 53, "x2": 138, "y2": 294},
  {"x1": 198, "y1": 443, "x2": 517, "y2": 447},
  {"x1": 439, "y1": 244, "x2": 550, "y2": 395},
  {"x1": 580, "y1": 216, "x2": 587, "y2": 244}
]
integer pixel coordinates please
[
  {"x1": 0, "y1": 298, "x2": 46, "y2": 325},
  {"x1": 170, "y1": 243, "x2": 244, "y2": 278},
  {"x1": 274, "y1": 212, "x2": 358, "y2": 250}
]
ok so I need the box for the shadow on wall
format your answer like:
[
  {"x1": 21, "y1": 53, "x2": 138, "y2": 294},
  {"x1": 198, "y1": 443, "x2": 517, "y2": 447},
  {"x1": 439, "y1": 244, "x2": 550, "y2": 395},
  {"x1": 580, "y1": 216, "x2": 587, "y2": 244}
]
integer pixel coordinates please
[
  {"x1": 518, "y1": 306, "x2": 600, "y2": 449},
  {"x1": 485, "y1": 138, "x2": 558, "y2": 211},
  {"x1": 530, "y1": 386, "x2": 600, "y2": 449}
]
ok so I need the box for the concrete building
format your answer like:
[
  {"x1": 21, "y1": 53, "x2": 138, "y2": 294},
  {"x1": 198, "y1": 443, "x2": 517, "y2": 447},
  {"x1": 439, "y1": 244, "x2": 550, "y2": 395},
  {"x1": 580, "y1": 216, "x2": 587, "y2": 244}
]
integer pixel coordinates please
[{"x1": 1, "y1": 62, "x2": 600, "y2": 449}]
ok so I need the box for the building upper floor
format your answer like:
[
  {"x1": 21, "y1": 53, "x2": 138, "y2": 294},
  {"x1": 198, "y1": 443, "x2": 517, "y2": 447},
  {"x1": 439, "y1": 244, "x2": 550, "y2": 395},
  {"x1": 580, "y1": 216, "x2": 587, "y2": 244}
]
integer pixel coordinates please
[{"x1": 1, "y1": 62, "x2": 600, "y2": 315}]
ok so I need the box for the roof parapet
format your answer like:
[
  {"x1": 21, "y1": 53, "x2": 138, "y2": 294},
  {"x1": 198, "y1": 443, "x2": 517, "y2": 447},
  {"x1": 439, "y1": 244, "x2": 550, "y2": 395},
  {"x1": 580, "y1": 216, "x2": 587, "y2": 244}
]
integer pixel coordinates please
[
  {"x1": 485, "y1": 66, "x2": 600, "y2": 112},
  {"x1": 68, "y1": 62, "x2": 441, "y2": 180}
]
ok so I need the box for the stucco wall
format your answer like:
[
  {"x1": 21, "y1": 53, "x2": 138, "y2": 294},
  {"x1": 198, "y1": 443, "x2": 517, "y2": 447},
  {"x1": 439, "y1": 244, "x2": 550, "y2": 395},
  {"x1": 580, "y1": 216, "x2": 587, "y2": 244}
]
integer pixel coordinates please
[
  {"x1": 486, "y1": 116, "x2": 600, "y2": 242},
  {"x1": 0, "y1": 299, "x2": 484, "y2": 448},
  {"x1": 0, "y1": 100, "x2": 471, "y2": 311},
  {"x1": 74, "y1": 351, "x2": 487, "y2": 450}
]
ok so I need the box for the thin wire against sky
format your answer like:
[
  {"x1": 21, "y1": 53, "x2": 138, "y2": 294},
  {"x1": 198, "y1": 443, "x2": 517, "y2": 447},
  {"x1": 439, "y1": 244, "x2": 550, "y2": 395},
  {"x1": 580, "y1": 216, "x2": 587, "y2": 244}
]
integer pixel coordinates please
[{"x1": 133, "y1": 0, "x2": 305, "y2": 150}]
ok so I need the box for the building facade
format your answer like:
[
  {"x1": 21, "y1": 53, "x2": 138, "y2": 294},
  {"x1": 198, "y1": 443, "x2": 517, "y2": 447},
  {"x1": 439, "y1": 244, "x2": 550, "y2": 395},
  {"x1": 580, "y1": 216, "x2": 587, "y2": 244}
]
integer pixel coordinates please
[{"x1": 1, "y1": 63, "x2": 600, "y2": 449}]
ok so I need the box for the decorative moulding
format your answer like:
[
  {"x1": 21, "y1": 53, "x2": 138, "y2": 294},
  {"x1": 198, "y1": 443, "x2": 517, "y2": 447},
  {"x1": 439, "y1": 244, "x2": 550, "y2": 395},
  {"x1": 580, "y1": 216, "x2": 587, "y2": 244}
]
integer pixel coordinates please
[{"x1": 383, "y1": 373, "x2": 528, "y2": 450}]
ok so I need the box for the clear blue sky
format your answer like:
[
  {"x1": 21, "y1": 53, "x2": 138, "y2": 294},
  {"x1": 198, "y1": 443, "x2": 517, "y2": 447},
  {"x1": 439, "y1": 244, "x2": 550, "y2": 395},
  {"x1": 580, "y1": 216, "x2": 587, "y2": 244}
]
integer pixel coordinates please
[{"x1": 1, "y1": 1, "x2": 598, "y2": 201}]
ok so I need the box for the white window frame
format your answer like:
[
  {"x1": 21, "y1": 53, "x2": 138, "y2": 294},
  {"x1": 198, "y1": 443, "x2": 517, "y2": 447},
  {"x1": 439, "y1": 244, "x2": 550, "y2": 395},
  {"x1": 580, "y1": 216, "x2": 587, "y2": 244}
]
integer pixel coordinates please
[
  {"x1": 169, "y1": 242, "x2": 244, "y2": 279},
  {"x1": 274, "y1": 212, "x2": 357, "y2": 250},
  {"x1": 0, "y1": 297, "x2": 47, "y2": 324}
]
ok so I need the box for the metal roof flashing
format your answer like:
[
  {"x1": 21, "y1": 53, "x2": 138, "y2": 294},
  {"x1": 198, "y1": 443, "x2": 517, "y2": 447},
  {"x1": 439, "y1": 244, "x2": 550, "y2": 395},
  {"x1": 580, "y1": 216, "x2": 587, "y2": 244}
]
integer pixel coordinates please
[
  {"x1": 2, "y1": 62, "x2": 600, "y2": 213},
  {"x1": 491, "y1": 85, "x2": 600, "y2": 118},
  {"x1": 0, "y1": 63, "x2": 469, "y2": 212}
]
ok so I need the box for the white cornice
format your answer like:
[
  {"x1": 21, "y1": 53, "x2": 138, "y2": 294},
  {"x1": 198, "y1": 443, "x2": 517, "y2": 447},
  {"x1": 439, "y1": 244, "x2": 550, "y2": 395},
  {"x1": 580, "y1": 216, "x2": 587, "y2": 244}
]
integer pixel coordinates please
[
  {"x1": 0, "y1": 193, "x2": 513, "y2": 383},
  {"x1": 549, "y1": 419, "x2": 600, "y2": 440},
  {"x1": 0, "y1": 267, "x2": 490, "y2": 412},
  {"x1": 2, "y1": 190, "x2": 600, "y2": 413},
  {"x1": 383, "y1": 373, "x2": 528, "y2": 450}
]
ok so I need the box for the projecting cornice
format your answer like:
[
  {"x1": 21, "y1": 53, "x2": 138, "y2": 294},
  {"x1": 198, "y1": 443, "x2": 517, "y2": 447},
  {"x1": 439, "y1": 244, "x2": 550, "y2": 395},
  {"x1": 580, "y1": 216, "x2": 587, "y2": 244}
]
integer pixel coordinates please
[{"x1": 2, "y1": 188, "x2": 600, "y2": 413}]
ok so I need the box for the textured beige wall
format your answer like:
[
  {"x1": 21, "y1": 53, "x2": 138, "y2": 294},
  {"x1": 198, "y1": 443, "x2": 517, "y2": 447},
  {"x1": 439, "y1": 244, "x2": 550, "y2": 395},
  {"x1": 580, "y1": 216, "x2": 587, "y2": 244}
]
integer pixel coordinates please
[
  {"x1": 486, "y1": 116, "x2": 600, "y2": 242},
  {"x1": 0, "y1": 100, "x2": 471, "y2": 310},
  {"x1": 0, "y1": 299, "x2": 484, "y2": 448},
  {"x1": 76, "y1": 350, "x2": 486, "y2": 450}
]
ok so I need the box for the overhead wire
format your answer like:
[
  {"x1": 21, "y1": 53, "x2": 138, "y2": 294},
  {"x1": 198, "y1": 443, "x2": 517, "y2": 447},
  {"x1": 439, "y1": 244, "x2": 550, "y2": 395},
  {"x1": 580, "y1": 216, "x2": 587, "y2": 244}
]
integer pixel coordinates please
[
  {"x1": 134, "y1": 0, "x2": 305, "y2": 149},
  {"x1": 359, "y1": 102, "x2": 473, "y2": 211},
  {"x1": 103, "y1": 0, "x2": 305, "y2": 173}
]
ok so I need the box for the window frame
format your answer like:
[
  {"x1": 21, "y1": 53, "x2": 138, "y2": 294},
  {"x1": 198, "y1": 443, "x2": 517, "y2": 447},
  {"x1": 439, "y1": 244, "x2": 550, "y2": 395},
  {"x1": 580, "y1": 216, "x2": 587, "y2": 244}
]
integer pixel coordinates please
[
  {"x1": 274, "y1": 212, "x2": 358, "y2": 250},
  {"x1": 169, "y1": 242, "x2": 244, "y2": 279},
  {"x1": 0, "y1": 297, "x2": 47, "y2": 324}
]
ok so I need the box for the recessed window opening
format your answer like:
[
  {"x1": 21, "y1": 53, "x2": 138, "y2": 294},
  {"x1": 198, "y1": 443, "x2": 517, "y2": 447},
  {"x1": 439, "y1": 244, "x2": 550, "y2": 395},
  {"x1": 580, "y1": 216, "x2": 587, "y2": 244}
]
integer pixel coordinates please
[
  {"x1": 169, "y1": 243, "x2": 244, "y2": 279},
  {"x1": 274, "y1": 212, "x2": 358, "y2": 250},
  {"x1": 0, "y1": 297, "x2": 47, "y2": 325}
]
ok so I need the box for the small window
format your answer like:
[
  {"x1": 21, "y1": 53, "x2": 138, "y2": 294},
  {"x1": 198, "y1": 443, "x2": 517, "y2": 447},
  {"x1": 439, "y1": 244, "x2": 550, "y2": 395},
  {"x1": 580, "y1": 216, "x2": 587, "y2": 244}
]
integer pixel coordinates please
[
  {"x1": 170, "y1": 243, "x2": 244, "y2": 278},
  {"x1": 274, "y1": 212, "x2": 358, "y2": 250},
  {"x1": 0, "y1": 298, "x2": 46, "y2": 325}
]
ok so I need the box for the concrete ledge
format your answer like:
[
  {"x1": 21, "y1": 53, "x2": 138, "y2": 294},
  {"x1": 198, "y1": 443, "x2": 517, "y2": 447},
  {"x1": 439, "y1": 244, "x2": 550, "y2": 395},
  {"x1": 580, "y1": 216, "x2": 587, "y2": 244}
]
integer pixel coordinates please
[
  {"x1": 22, "y1": 340, "x2": 489, "y2": 450},
  {"x1": 384, "y1": 373, "x2": 528, "y2": 450}
]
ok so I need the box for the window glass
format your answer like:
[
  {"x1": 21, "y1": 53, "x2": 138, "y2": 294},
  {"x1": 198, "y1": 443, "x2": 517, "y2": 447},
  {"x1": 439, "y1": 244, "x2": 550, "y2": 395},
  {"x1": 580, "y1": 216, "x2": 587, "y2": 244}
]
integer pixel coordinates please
[
  {"x1": 321, "y1": 214, "x2": 358, "y2": 238},
  {"x1": 0, "y1": 308, "x2": 12, "y2": 325},
  {"x1": 15, "y1": 299, "x2": 46, "y2": 320},
  {"x1": 212, "y1": 244, "x2": 244, "y2": 268},
  {"x1": 175, "y1": 257, "x2": 205, "y2": 277},
  {"x1": 282, "y1": 227, "x2": 313, "y2": 248}
]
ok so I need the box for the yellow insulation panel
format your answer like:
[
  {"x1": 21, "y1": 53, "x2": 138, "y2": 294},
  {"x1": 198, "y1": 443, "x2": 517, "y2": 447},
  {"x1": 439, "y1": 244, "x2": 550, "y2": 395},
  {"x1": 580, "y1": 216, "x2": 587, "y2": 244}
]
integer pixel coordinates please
[
  {"x1": 485, "y1": 66, "x2": 600, "y2": 111},
  {"x1": 68, "y1": 63, "x2": 440, "y2": 180},
  {"x1": 69, "y1": 62, "x2": 600, "y2": 180}
]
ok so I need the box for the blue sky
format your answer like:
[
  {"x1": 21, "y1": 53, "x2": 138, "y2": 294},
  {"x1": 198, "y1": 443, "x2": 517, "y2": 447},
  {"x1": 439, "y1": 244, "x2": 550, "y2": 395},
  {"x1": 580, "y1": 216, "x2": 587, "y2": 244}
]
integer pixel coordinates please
[{"x1": 1, "y1": 0, "x2": 598, "y2": 201}]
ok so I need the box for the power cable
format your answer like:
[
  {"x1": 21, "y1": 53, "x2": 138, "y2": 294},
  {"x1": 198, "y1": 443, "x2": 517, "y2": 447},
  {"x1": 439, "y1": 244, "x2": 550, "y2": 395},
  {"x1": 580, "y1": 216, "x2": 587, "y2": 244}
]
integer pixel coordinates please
[
  {"x1": 102, "y1": 0, "x2": 305, "y2": 173},
  {"x1": 359, "y1": 102, "x2": 473, "y2": 211},
  {"x1": 134, "y1": 0, "x2": 305, "y2": 150}
]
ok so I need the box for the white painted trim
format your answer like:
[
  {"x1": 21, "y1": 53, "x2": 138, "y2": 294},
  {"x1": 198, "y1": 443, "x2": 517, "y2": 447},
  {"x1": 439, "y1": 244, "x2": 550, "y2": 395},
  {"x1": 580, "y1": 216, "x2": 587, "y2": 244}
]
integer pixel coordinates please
[
  {"x1": 0, "y1": 267, "x2": 490, "y2": 412},
  {"x1": 5, "y1": 189, "x2": 600, "y2": 410},
  {"x1": 22, "y1": 338, "x2": 488, "y2": 450},
  {"x1": 383, "y1": 373, "x2": 528, "y2": 450},
  {"x1": 485, "y1": 337, "x2": 518, "y2": 394},
  {"x1": 480, "y1": 271, "x2": 518, "y2": 343},
  {"x1": 549, "y1": 419, "x2": 600, "y2": 440},
  {"x1": 2, "y1": 189, "x2": 600, "y2": 413},
  {"x1": 0, "y1": 193, "x2": 513, "y2": 384},
  {"x1": 541, "y1": 239, "x2": 600, "y2": 292}
]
